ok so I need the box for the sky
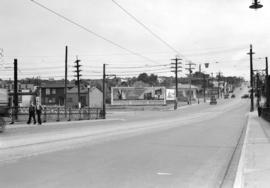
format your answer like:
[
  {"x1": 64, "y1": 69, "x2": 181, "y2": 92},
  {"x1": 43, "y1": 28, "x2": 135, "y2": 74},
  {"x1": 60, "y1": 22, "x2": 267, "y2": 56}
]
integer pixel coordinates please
[{"x1": 0, "y1": 0, "x2": 270, "y2": 80}]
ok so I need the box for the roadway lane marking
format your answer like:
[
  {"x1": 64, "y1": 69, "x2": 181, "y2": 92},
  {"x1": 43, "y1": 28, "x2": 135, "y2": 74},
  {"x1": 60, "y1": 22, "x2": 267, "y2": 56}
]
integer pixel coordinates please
[{"x1": 156, "y1": 172, "x2": 172, "y2": 176}]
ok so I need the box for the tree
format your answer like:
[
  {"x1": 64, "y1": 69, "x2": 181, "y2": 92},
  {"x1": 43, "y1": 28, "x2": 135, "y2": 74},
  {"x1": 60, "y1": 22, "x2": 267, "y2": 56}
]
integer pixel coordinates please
[
  {"x1": 137, "y1": 73, "x2": 158, "y2": 86},
  {"x1": 137, "y1": 73, "x2": 148, "y2": 83},
  {"x1": 148, "y1": 74, "x2": 158, "y2": 86}
]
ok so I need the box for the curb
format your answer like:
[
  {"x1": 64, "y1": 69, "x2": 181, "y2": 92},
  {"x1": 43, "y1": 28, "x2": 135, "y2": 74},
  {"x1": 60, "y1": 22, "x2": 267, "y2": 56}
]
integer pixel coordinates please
[
  {"x1": 6, "y1": 118, "x2": 125, "y2": 129},
  {"x1": 233, "y1": 112, "x2": 253, "y2": 188}
]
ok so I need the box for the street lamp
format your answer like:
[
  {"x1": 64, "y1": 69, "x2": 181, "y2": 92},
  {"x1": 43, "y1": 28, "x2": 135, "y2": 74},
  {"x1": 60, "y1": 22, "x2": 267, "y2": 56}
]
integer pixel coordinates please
[{"x1": 249, "y1": 0, "x2": 263, "y2": 9}]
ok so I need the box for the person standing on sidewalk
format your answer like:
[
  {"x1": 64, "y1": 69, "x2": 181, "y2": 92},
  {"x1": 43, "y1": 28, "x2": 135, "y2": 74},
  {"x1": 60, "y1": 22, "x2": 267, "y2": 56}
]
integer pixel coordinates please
[
  {"x1": 27, "y1": 102, "x2": 36, "y2": 124},
  {"x1": 36, "y1": 102, "x2": 43, "y2": 125}
]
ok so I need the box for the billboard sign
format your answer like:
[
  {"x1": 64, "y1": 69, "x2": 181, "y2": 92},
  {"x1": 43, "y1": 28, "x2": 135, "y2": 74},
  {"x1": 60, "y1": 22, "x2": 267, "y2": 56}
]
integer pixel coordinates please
[
  {"x1": 111, "y1": 87, "x2": 166, "y2": 105},
  {"x1": 166, "y1": 89, "x2": 176, "y2": 101}
]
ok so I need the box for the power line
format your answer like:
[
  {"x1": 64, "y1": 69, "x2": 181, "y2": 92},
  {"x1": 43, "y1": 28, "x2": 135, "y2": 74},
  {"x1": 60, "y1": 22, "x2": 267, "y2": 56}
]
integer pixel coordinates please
[
  {"x1": 108, "y1": 64, "x2": 170, "y2": 69},
  {"x1": 30, "y1": 0, "x2": 161, "y2": 64},
  {"x1": 107, "y1": 67, "x2": 170, "y2": 73},
  {"x1": 112, "y1": 0, "x2": 183, "y2": 56}
]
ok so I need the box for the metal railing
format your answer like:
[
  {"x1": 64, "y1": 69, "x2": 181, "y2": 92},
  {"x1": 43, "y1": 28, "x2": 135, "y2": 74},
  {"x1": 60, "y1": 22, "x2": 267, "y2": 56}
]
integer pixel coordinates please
[{"x1": 9, "y1": 106, "x2": 104, "y2": 124}]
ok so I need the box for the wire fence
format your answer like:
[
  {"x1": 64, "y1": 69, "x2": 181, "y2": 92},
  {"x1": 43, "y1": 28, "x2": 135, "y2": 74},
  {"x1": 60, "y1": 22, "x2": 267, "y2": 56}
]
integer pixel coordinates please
[{"x1": 8, "y1": 106, "x2": 104, "y2": 124}]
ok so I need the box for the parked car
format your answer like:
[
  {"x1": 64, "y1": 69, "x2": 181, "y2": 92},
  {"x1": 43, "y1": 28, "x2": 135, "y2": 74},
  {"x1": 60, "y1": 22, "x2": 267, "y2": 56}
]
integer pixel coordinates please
[
  {"x1": 241, "y1": 94, "x2": 249, "y2": 99},
  {"x1": 231, "y1": 94, "x2": 236, "y2": 98},
  {"x1": 224, "y1": 94, "x2": 229, "y2": 99},
  {"x1": 210, "y1": 96, "x2": 217, "y2": 105}
]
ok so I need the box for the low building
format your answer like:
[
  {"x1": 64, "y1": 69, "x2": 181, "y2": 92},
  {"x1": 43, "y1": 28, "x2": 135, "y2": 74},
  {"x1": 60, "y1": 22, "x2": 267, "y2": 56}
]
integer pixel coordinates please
[
  {"x1": 40, "y1": 83, "x2": 74, "y2": 106},
  {"x1": 171, "y1": 84, "x2": 199, "y2": 102},
  {"x1": 67, "y1": 86, "x2": 103, "y2": 108}
]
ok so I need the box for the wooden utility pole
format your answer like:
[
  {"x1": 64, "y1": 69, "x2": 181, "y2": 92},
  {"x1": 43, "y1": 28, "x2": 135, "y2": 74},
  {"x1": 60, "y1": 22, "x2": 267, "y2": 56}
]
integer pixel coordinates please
[
  {"x1": 247, "y1": 44, "x2": 254, "y2": 112},
  {"x1": 171, "y1": 57, "x2": 182, "y2": 110},
  {"x1": 217, "y1": 72, "x2": 222, "y2": 98},
  {"x1": 266, "y1": 57, "x2": 268, "y2": 77},
  {"x1": 203, "y1": 74, "x2": 206, "y2": 103},
  {"x1": 102, "y1": 64, "x2": 106, "y2": 118},
  {"x1": 185, "y1": 62, "x2": 196, "y2": 104},
  {"x1": 64, "y1": 46, "x2": 68, "y2": 117},
  {"x1": 14, "y1": 59, "x2": 18, "y2": 120},
  {"x1": 74, "y1": 57, "x2": 82, "y2": 108}
]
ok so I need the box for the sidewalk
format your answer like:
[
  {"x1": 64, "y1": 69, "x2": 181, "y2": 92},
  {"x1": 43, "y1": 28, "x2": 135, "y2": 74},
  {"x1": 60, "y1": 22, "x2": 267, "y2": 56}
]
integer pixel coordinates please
[{"x1": 234, "y1": 111, "x2": 270, "y2": 188}]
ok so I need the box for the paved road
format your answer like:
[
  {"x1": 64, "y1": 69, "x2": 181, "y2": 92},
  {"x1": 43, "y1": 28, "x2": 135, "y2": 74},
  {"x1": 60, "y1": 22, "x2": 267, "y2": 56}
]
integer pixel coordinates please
[{"x1": 0, "y1": 90, "x2": 250, "y2": 188}]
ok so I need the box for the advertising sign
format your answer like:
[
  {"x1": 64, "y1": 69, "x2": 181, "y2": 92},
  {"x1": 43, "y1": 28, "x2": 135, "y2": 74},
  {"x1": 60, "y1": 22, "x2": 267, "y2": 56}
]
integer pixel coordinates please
[
  {"x1": 166, "y1": 89, "x2": 176, "y2": 101},
  {"x1": 111, "y1": 87, "x2": 166, "y2": 105}
]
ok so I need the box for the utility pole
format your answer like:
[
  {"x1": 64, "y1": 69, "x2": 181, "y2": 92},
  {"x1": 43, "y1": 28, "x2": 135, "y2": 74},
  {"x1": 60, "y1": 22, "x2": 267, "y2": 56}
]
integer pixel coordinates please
[
  {"x1": 74, "y1": 56, "x2": 82, "y2": 108},
  {"x1": 102, "y1": 64, "x2": 106, "y2": 118},
  {"x1": 203, "y1": 74, "x2": 206, "y2": 103},
  {"x1": 247, "y1": 44, "x2": 254, "y2": 112},
  {"x1": 185, "y1": 62, "x2": 196, "y2": 104},
  {"x1": 266, "y1": 57, "x2": 268, "y2": 77},
  {"x1": 256, "y1": 72, "x2": 260, "y2": 107},
  {"x1": 14, "y1": 59, "x2": 18, "y2": 120},
  {"x1": 64, "y1": 46, "x2": 68, "y2": 117},
  {"x1": 217, "y1": 72, "x2": 222, "y2": 98},
  {"x1": 171, "y1": 57, "x2": 182, "y2": 110}
]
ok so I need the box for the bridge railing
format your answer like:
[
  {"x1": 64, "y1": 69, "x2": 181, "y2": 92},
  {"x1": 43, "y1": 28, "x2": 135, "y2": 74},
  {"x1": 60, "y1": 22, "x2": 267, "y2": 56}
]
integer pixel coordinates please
[{"x1": 8, "y1": 106, "x2": 104, "y2": 124}]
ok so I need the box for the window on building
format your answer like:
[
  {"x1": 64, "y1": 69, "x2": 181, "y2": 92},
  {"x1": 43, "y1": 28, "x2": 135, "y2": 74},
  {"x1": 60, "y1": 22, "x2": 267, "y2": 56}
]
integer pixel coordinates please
[
  {"x1": 46, "y1": 88, "x2": 50, "y2": 95},
  {"x1": 52, "y1": 89, "x2": 56, "y2": 94},
  {"x1": 51, "y1": 98, "x2": 56, "y2": 103}
]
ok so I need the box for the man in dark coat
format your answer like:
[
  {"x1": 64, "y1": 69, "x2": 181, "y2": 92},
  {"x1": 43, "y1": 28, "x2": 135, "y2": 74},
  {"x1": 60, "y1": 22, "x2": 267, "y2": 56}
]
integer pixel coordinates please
[
  {"x1": 36, "y1": 102, "x2": 43, "y2": 125},
  {"x1": 27, "y1": 102, "x2": 36, "y2": 124}
]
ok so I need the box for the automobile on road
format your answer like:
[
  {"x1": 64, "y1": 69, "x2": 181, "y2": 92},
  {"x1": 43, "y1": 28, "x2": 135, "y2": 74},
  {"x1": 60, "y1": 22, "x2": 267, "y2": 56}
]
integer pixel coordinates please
[
  {"x1": 241, "y1": 94, "x2": 249, "y2": 99},
  {"x1": 210, "y1": 96, "x2": 217, "y2": 105}
]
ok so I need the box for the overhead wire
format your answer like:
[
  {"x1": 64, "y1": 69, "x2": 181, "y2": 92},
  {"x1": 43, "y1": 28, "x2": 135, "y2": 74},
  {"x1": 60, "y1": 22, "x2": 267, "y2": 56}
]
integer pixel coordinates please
[
  {"x1": 30, "y1": 0, "x2": 161, "y2": 65},
  {"x1": 111, "y1": 0, "x2": 183, "y2": 57},
  {"x1": 108, "y1": 64, "x2": 170, "y2": 69}
]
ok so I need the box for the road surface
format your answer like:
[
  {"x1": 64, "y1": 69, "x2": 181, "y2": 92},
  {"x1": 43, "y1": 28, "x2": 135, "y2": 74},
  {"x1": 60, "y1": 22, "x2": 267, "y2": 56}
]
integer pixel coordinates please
[{"x1": 0, "y1": 90, "x2": 249, "y2": 188}]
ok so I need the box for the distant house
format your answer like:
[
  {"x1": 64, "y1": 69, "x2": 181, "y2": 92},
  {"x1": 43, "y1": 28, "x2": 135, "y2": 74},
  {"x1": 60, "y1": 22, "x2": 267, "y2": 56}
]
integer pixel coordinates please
[
  {"x1": 89, "y1": 87, "x2": 103, "y2": 108},
  {"x1": 67, "y1": 86, "x2": 88, "y2": 108},
  {"x1": 171, "y1": 84, "x2": 199, "y2": 101},
  {"x1": 66, "y1": 86, "x2": 103, "y2": 108},
  {"x1": 0, "y1": 81, "x2": 36, "y2": 106},
  {"x1": 40, "y1": 83, "x2": 74, "y2": 106}
]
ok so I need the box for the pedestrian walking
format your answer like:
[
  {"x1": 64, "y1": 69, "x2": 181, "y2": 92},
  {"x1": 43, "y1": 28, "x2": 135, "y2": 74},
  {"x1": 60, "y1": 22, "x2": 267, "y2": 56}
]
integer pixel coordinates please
[
  {"x1": 36, "y1": 102, "x2": 43, "y2": 125},
  {"x1": 27, "y1": 102, "x2": 36, "y2": 124}
]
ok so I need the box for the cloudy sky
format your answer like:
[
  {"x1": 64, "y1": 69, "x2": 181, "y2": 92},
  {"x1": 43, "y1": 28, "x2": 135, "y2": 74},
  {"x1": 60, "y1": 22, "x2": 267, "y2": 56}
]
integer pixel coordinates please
[{"x1": 0, "y1": 0, "x2": 270, "y2": 80}]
